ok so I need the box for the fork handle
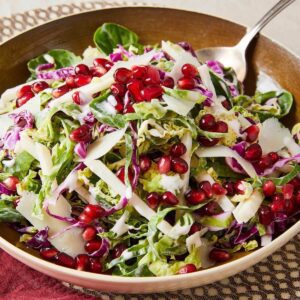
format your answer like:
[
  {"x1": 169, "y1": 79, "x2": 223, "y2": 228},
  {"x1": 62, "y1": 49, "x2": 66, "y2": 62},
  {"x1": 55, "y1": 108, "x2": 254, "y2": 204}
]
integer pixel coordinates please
[{"x1": 236, "y1": 0, "x2": 295, "y2": 51}]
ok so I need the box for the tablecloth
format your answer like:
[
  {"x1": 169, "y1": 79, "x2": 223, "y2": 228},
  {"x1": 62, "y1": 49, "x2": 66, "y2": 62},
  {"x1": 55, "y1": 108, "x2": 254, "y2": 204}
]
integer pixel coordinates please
[{"x1": 0, "y1": 1, "x2": 299, "y2": 299}]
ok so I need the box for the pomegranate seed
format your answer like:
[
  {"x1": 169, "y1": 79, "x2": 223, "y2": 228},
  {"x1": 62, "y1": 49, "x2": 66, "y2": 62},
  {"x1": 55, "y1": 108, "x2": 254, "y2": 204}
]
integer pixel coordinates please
[
  {"x1": 199, "y1": 181, "x2": 213, "y2": 198},
  {"x1": 215, "y1": 121, "x2": 228, "y2": 133},
  {"x1": 40, "y1": 248, "x2": 59, "y2": 260},
  {"x1": 177, "y1": 264, "x2": 197, "y2": 274},
  {"x1": 209, "y1": 249, "x2": 231, "y2": 262},
  {"x1": 132, "y1": 65, "x2": 147, "y2": 79},
  {"x1": 234, "y1": 180, "x2": 246, "y2": 194},
  {"x1": 170, "y1": 142, "x2": 187, "y2": 157},
  {"x1": 52, "y1": 85, "x2": 69, "y2": 98},
  {"x1": 282, "y1": 184, "x2": 294, "y2": 200},
  {"x1": 158, "y1": 155, "x2": 172, "y2": 174},
  {"x1": 82, "y1": 226, "x2": 97, "y2": 241},
  {"x1": 17, "y1": 85, "x2": 32, "y2": 98},
  {"x1": 124, "y1": 104, "x2": 135, "y2": 114},
  {"x1": 202, "y1": 201, "x2": 220, "y2": 215},
  {"x1": 89, "y1": 258, "x2": 103, "y2": 273},
  {"x1": 114, "y1": 68, "x2": 132, "y2": 84},
  {"x1": 199, "y1": 114, "x2": 216, "y2": 131},
  {"x1": 3, "y1": 176, "x2": 19, "y2": 191},
  {"x1": 181, "y1": 63, "x2": 198, "y2": 78},
  {"x1": 262, "y1": 180, "x2": 276, "y2": 197},
  {"x1": 271, "y1": 193, "x2": 285, "y2": 213},
  {"x1": 289, "y1": 178, "x2": 300, "y2": 190},
  {"x1": 268, "y1": 152, "x2": 279, "y2": 163},
  {"x1": 78, "y1": 213, "x2": 93, "y2": 224},
  {"x1": 141, "y1": 85, "x2": 163, "y2": 101},
  {"x1": 114, "y1": 100, "x2": 124, "y2": 113},
  {"x1": 198, "y1": 136, "x2": 219, "y2": 147},
  {"x1": 90, "y1": 66, "x2": 107, "y2": 77},
  {"x1": 223, "y1": 182, "x2": 235, "y2": 196},
  {"x1": 70, "y1": 125, "x2": 91, "y2": 143},
  {"x1": 93, "y1": 58, "x2": 113, "y2": 70},
  {"x1": 57, "y1": 252, "x2": 75, "y2": 268},
  {"x1": 144, "y1": 66, "x2": 160, "y2": 85},
  {"x1": 111, "y1": 243, "x2": 127, "y2": 259},
  {"x1": 16, "y1": 91, "x2": 34, "y2": 107},
  {"x1": 127, "y1": 79, "x2": 143, "y2": 102},
  {"x1": 162, "y1": 191, "x2": 179, "y2": 206},
  {"x1": 245, "y1": 125, "x2": 259, "y2": 142},
  {"x1": 84, "y1": 204, "x2": 104, "y2": 219},
  {"x1": 258, "y1": 205, "x2": 273, "y2": 225},
  {"x1": 76, "y1": 254, "x2": 90, "y2": 271},
  {"x1": 244, "y1": 143, "x2": 262, "y2": 161},
  {"x1": 222, "y1": 100, "x2": 231, "y2": 110},
  {"x1": 139, "y1": 155, "x2": 151, "y2": 173},
  {"x1": 161, "y1": 77, "x2": 175, "y2": 88},
  {"x1": 85, "y1": 239, "x2": 102, "y2": 254},
  {"x1": 285, "y1": 199, "x2": 294, "y2": 215},
  {"x1": 32, "y1": 81, "x2": 49, "y2": 93},
  {"x1": 295, "y1": 191, "x2": 300, "y2": 206},
  {"x1": 258, "y1": 156, "x2": 272, "y2": 170},
  {"x1": 177, "y1": 77, "x2": 195, "y2": 89},
  {"x1": 65, "y1": 76, "x2": 76, "y2": 88},
  {"x1": 72, "y1": 91, "x2": 82, "y2": 105},
  {"x1": 171, "y1": 157, "x2": 188, "y2": 174},
  {"x1": 212, "y1": 183, "x2": 227, "y2": 195},
  {"x1": 111, "y1": 83, "x2": 126, "y2": 97},
  {"x1": 147, "y1": 192, "x2": 160, "y2": 209},
  {"x1": 75, "y1": 63, "x2": 90, "y2": 75},
  {"x1": 189, "y1": 223, "x2": 202, "y2": 235},
  {"x1": 116, "y1": 167, "x2": 134, "y2": 184},
  {"x1": 74, "y1": 75, "x2": 92, "y2": 87},
  {"x1": 185, "y1": 189, "x2": 206, "y2": 205}
]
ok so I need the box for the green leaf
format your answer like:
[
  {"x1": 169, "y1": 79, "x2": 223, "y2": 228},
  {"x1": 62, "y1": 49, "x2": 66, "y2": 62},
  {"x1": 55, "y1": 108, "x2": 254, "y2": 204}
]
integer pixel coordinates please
[
  {"x1": 131, "y1": 100, "x2": 167, "y2": 120},
  {"x1": 0, "y1": 200, "x2": 23, "y2": 222},
  {"x1": 93, "y1": 23, "x2": 142, "y2": 55}
]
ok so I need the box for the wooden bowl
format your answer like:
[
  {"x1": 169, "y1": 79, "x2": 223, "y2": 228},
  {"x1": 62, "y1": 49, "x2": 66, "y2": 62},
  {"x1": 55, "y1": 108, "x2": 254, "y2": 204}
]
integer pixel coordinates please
[{"x1": 0, "y1": 7, "x2": 299, "y2": 294}]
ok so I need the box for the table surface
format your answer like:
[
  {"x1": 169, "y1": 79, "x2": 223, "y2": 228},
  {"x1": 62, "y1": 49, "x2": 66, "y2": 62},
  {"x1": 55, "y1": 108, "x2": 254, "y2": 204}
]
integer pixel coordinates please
[{"x1": 0, "y1": 1, "x2": 299, "y2": 299}]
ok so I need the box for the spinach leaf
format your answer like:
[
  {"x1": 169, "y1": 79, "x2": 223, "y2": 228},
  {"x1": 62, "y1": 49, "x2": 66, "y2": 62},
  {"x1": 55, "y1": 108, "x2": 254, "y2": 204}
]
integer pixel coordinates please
[{"x1": 93, "y1": 23, "x2": 142, "y2": 55}]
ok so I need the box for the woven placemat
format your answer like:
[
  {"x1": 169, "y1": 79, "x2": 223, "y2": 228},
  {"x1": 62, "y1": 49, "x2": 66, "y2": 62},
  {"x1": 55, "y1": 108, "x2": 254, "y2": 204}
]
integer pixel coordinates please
[{"x1": 0, "y1": 2, "x2": 299, "y2": 299}]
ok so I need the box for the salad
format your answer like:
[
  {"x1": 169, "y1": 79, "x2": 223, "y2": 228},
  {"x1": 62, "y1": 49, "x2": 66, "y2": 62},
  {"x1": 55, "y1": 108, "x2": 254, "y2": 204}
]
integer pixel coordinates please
[{"x1": 0, "y1": 23, "x2": 299, "y2": 277}]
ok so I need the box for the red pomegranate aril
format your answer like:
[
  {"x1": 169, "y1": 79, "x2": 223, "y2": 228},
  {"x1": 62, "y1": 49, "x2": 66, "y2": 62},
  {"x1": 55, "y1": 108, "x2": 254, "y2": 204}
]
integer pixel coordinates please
[
  {"x1": 170, "y1": 142, "x2": 187, "y2": 157},
  {"x1": 75, "y1": 63, "x2": 90, "y2": 75},
  {"x1": 162, "y1": 191, "x2": 179, "y2": 206},
  {"x1": 93, "y1": 58, "x2": 113, "y2": 70},
  {"x1": 74, "y1": 74, "x2": 92, "y2": 87},
  {"x1": 85, "y1": 239, "x2": 102, "y2": 254},
  {"x1": 215, "y1": 121, "x2": 228, "y2": 133},
  {"x1": 127, "y1": 79, "x2": 143, "y2": 102},
  {"x1": 76, "y1": 254, "x2": 90, "y2": 271},
  {"x1": 268, "y1": 152, "x2": 279, "y2": 163},
  {"x1": 139, "y1": 155, "x2": 151, "y2": 173},
  {"x1": 89, "y1": 258, "x2": 103, "y2": 273},
  {"x1": 199, "y1": 114, "x2": 216, "y2": 131},
  {"x1": 212, "y1": 183, "x2": 227, "y2": 195},
  {"x1": 84, "y1": 204, "x2": 104, "y2": 219},
  {"x1": 222, "y1": 100, "x2": 231, "y2": 110},
  {"x1": 258, "y1": 156, "x2": 272, "y2": 170},
  {"x1": 114, "y1": 68, "x2": 132, "y2": 84},
  {"x1": 32, "y1": 81, "x2": 49, "y2": 93},
  {"x1": 82, "y1": 226, "x2": 97, "y2": 241},
  {"x1": 40, "y1": 248, "x2": 59, "y2": 260},
  {"x1": 189, "y1": 223, "x2": 202, "y2": 235},
  {"x1": 111, "y1": 83, "x2": 126, "y2": 97},
  {"x1": 52, "y1": 85, "x2": 69, "y2": 98},
  {"x1": 72, "y1": 91, "x2": 82, "y2": 105},
  {"x1": 177, "y1": 77, "x2": 195, "y2": 90},
  {"x1": 234, "y1": 180, "x2": 246, "y2": 195},
  {"x1": 141, "y1": 85, "x2": 163, "y2": 102},
  {"x1": 132, "y1": 65, "x2": 147, "y2": 79},
  {"x1": 186, "y1": 189, "x2": 206, "y2": 205},
  {"x1": 285, "y1": 199, "x2": 294, "y2": 215},
  {"x1": 181, "y1": 63, "x2": 198, "y2": 78},
  {"x1": 57, "y1": 252, "x2": 75, "y2": 268},
  {"x1": 198, "y1": 136, "x2": 219, "y2": 147},
  {"x1": 171, "y1": 157, "x2": 188, "y2": 174},
  {"x1": 282, "y1": 184, "x2": 294, "y2": 200},
  {"x1": 202, "y1": 201, "x2": 220, "y2": 216},
  {"x1": 258, "y1": 205, "x2": 273, "y2": 225},
  {"x1": 178, "y1": 264, "x2": 197, "y2": 274},
  {"x1": 295, "y1": 191, "x2": 300, "y2": 206},
  {"x1": 112, "y1": 243, "x2": 127, "y2": 259},
  {"x1": 262, "y1": 180, "x2": 276, "y2": 197},
  {"x1": 70, "y1": 125, "x2": 91, "y2": 143},
  {"x1": 158, "y1": 155, "x2": 172, "y2": 174},
  {"x1": 289, "y1": 177, "x2": 300, "y2": 190},
  {"x1": 245, "y1": 125, "x2": 259, "y2": 142},
  {"x1": 65, "y1": 76, "x2": 76, "y2": 88},
  {"x1": 161, "y1": 76, "x2": 175, "y2": 88},
  {"x1": 199, "y1": 181, "x2": 213, "y2": 198},
  {"x1": 17, "y1": 85, "x2": 32, "y2": 98},
  {"x1": 244, "y1": 143, "x2": 262, "y2": 161},
  {"x1": 116, "y1": 166, "x2": 134, "y2": 184},
  {"x1": 144, "y1": 66, "x2": 160, "y2": 85},
  {"x1": 124, "y1": 104, "x2": 135, "y2": 114},
  {"x1": 114, "y1": 102, "x2": 124, "y2": 113},
  {"x1": 16, "y1": 91, "x2": 35, "y2": 107},
  {"x1": 209, "y1": 249, "x2": 231, "y2": 262},
  {"x1": 3, "y1": 176, "x2": 20, "y2": 191},
  {"x1": 223, "y1": 182, "x2": 235, "y2": 196},
  {"x1": 271, "y1": 193, "x2": 285, "y2": 213},
  {"x1": 90, "y1": 65, "x2": 107, "y2": 77},
  {"x1": 78, "y1": 213, "x2": 93, "y2": 224},
  {"x1": 147, "y1": 192, "x2": 160, "y2": 209}
]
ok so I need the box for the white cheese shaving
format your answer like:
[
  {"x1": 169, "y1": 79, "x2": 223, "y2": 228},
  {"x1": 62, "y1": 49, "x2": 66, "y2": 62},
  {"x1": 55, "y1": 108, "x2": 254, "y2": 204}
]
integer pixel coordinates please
[
  {"x1": 162, "y1": 94, "x2": 195, "y2": 116},
  {"x1": 111, "y1": 210, "x2": 130, "y2": 237},
  {"x1": 186, "y1": 228, "x2": 208, "y2": 252},
  {"x1": 160, "y1": 174, "x2": 184, "y2": 194}
]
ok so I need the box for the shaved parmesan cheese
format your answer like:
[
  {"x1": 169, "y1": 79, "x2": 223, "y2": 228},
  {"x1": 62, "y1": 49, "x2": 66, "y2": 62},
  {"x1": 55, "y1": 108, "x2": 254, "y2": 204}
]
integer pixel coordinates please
[
  {"x1": 162, "y1": 94, "x2": 195, "y2": 116},
  {"x1": 76, "y1": 185, "x2": 97, "y2": 204},
  {"x1": 186, "y1": 228, "x2": 208, "y2": 252},
  {"x1": 16, "y1": 132, "x2": 38, "y2": 159},
  {"x1": 195, "y1": 145, "x2": 257, "y2": 178},
  {"x1": 111, "y1": 210, "x2": 130, "y2": 237},
  {"x1": 35, "y1": 143, "x2": 53, "y2": 175},
  {"x1": 160, "y1": 174, "x2": 184, "y2": 194},
  {"x1": 233, "y1": 189, "x2": 263, "y2": 224},
  {"x1": 198, "y1": 65, "x2": 217, "y2": 101},
  {"x1": 17, "y1": 192, "x2": 86, "y2": 257}
]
